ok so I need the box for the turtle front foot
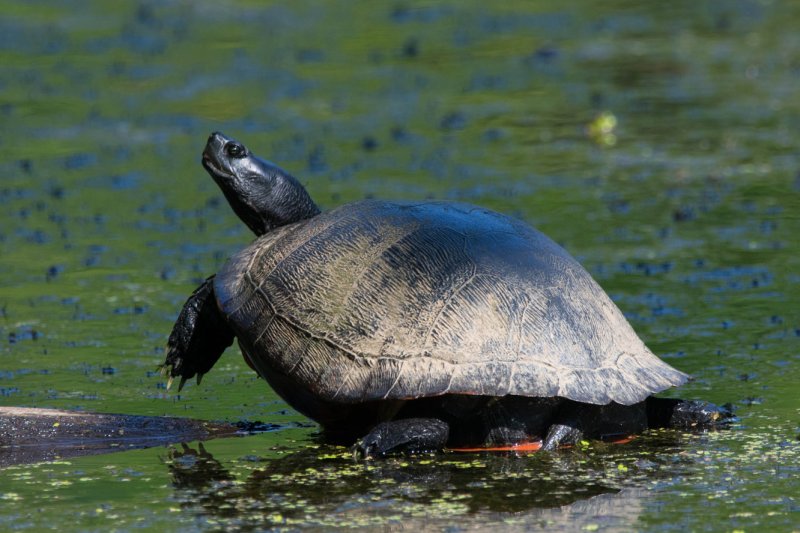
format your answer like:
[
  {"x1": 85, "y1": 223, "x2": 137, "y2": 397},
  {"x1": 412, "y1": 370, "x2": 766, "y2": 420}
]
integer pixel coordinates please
[
  {"x1": 162, "y1": 275, "x2": 234, "y2": 391},
  {"x1": 352, "y1": 418, "x2": 449, "y2": 459}
]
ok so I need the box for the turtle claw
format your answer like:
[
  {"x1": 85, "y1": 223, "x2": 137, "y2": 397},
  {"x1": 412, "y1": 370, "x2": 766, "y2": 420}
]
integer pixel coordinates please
[
  {"x1": 161, "y1": 275, "x2": 234, "y2": 393},
  {"x1": 351, "y1": 437, "x2": 379, "y2": 460},
  {"x1": 166, "y1": 376, "x2": 175, "y2": 391},
  {"x1": 352, "y1": 446, "x2": 372, "y2": 461},
  {"x1": 196, "y1": 373, "x2": 204, "y2": 386}
]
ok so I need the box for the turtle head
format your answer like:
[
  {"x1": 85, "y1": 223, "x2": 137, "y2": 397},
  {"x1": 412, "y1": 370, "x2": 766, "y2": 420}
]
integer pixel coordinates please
[{"x1": 202, "y1": 132, "x2": 321, "y2": 236}]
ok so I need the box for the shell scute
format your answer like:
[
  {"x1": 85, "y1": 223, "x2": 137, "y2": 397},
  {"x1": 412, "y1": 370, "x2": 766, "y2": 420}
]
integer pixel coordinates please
[{"x1": 215, "y1": 200, "x2": 688, "y2": 406}]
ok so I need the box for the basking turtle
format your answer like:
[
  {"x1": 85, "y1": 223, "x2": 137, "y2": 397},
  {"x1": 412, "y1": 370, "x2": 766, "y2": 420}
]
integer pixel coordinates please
[{"x1": 162, "y1": 132, "x2": 729, "y2": 457}]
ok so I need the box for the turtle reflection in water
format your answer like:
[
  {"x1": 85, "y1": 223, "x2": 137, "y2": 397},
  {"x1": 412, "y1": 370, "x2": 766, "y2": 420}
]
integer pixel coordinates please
[{"x1": 162, "y1": 132, "x2": 730, "y2": 458}]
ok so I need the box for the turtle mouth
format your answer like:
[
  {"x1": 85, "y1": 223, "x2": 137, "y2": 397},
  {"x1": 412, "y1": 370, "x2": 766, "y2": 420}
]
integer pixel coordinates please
[
  {"x1": 201, "y1": 153, "x2": 234, "y2": 180},
  {"x1": 201, "y1": 153, "x2": 215, "y2": 171}
]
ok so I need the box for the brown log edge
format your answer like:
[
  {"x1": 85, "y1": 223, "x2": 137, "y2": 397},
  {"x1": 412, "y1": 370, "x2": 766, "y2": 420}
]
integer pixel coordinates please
[{"x1": 0, "y1": 407, "x2": 242, "y2": 468}]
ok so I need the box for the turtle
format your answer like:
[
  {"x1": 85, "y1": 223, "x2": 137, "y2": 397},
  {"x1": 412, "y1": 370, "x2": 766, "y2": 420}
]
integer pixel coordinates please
[{"x1": 162, "y1": 132, "x2": 731, "y2": 458}]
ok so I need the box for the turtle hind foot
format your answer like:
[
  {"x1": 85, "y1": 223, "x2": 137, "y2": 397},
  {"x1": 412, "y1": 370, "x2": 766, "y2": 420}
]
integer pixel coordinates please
[
  {"x1": 162, "y1": 275, "x2": 234, "y2": 390},
  {"x1": 646, "y1": 398, "x2": 735, "y2": 430},
  {"x1": 352, "y1": 418, "x2": 449, "y2": 459},
  {"x1": 541, "y1": 422, "x2": 584, "y2": 451},
  {"x1": 669, "y1": 400, "x2": 735, "y2": 429}
]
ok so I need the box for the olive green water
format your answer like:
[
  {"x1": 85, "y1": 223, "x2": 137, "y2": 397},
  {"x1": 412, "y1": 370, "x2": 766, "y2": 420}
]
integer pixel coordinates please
[{"x1": 1, "y1": 1, "x2": 799, "y2": 530}]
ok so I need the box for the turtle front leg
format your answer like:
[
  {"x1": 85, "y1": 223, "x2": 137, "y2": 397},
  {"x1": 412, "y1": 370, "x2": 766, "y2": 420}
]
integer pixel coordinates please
[
  {"x1": 352, "y1": 418, "x2": 450, "y2": 459},
  {"x1": 162, "y1": 276, "x2": 235, "y2": 391}
]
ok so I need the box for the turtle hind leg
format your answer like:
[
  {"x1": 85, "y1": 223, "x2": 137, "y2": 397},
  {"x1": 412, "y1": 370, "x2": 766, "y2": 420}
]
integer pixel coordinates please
[
  {"x1": 541, "y1": 421, "x2": 584, "y2": 451},
  {"x1": 540, "y1": 400, "x2": 589, "y2": 451},
  {"x1": 352, "y1": 418, "x2": 450, "y2": 459},
  {"x1": 162, "y1": 275, "x2": 234, "y2": 391},
  {"x1": 645, "y1": 397, "x2": 735, "y2": 430}
]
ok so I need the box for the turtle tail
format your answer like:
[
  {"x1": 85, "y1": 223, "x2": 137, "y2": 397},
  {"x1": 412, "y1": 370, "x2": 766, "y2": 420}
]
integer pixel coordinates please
[{"x1": 161, "y1": 275, "x2": 235, "y2": 392}]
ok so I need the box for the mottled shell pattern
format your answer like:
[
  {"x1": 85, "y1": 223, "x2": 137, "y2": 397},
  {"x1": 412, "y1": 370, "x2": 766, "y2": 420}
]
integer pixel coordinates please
[{"x1": 215, "y1": 200, "x2": 687, "y2": 406}]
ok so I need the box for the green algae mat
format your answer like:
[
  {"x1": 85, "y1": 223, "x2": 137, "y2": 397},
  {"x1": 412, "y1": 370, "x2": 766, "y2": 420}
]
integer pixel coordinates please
[{"x1": 1, "y1": 1, "x2": 799, "y2": 531}]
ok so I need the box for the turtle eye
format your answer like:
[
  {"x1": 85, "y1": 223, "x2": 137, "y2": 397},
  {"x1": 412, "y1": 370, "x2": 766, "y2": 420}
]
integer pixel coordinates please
[{"x1": 225, "y1": 142, "x2": 246, "y2": 158}]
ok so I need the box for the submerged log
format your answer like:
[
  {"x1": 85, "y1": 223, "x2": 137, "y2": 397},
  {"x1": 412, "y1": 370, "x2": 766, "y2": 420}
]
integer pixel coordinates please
[{"x1": 0, "y1": 407, "x2": 243, "y2": 468}]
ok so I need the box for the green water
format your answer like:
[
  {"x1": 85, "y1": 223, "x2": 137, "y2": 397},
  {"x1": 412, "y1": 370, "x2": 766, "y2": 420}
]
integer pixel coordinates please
[{"x1": 1, "y1": 0, "x2": 799, "y2": 530}]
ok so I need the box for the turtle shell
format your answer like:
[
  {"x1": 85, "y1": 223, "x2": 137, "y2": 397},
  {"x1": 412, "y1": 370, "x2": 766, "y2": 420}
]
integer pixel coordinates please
[{"x1": 214, "y1": 200, "x2": 687, "y2": 407}]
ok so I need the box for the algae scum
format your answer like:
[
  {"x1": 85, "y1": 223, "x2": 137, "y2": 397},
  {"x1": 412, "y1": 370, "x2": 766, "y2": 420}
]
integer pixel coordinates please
[{"x1": 1, "y1": 1, "x2": 799, "y2": 531}]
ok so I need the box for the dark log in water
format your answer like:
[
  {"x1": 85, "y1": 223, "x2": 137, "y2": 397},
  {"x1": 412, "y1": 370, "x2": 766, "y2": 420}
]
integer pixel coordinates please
[{"x1": 0, "y1": 407, "x2": 243, "y2": 468}]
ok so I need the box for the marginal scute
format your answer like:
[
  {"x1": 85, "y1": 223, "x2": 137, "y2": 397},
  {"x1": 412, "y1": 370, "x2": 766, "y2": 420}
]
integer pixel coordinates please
[{"x1": 215, "y1": 200, "x2": 689, "y2": 407}]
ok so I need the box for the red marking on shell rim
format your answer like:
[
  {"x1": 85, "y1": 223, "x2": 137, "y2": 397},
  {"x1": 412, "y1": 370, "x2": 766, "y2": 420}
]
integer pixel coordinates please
[
  {"x1": 448, "y1": 441, "x2": 543, "y2": 453},
  {"x1": 447, "y1": 435, "x2": 636, "y2": 453},
  {"x1": 605, "y1": 435, "x2": 635, "y2": 445}
]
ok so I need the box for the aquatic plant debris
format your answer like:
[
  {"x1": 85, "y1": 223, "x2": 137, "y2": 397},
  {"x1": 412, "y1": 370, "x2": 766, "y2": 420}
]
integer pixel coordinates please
[{"x1": 1, "y1": 0, "x2": 799, "y2": 531}]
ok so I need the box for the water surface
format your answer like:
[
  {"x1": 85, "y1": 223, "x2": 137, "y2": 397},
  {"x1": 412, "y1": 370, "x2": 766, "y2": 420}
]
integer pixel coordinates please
[{"x1": 1, "y1": 1, "x2": 798, "y2": 530}]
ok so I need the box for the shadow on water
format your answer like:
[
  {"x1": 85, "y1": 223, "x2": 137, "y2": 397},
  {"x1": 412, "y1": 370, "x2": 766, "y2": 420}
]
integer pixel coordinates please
[{"x1": 161, "y1": 431, "x2": 710, "y2": 530}]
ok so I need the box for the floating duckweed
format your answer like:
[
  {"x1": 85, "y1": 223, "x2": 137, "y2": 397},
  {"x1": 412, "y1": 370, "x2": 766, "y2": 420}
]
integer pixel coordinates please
[
  {"x1": 317, "y1": 452, "x2": 346, "y2": 460},
  {"x1": 0, "y1": 4, "x2": 798, "y2": 532},
  {"x1": 587, "y1": 111, "x2": 618, "y2": 146}
]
